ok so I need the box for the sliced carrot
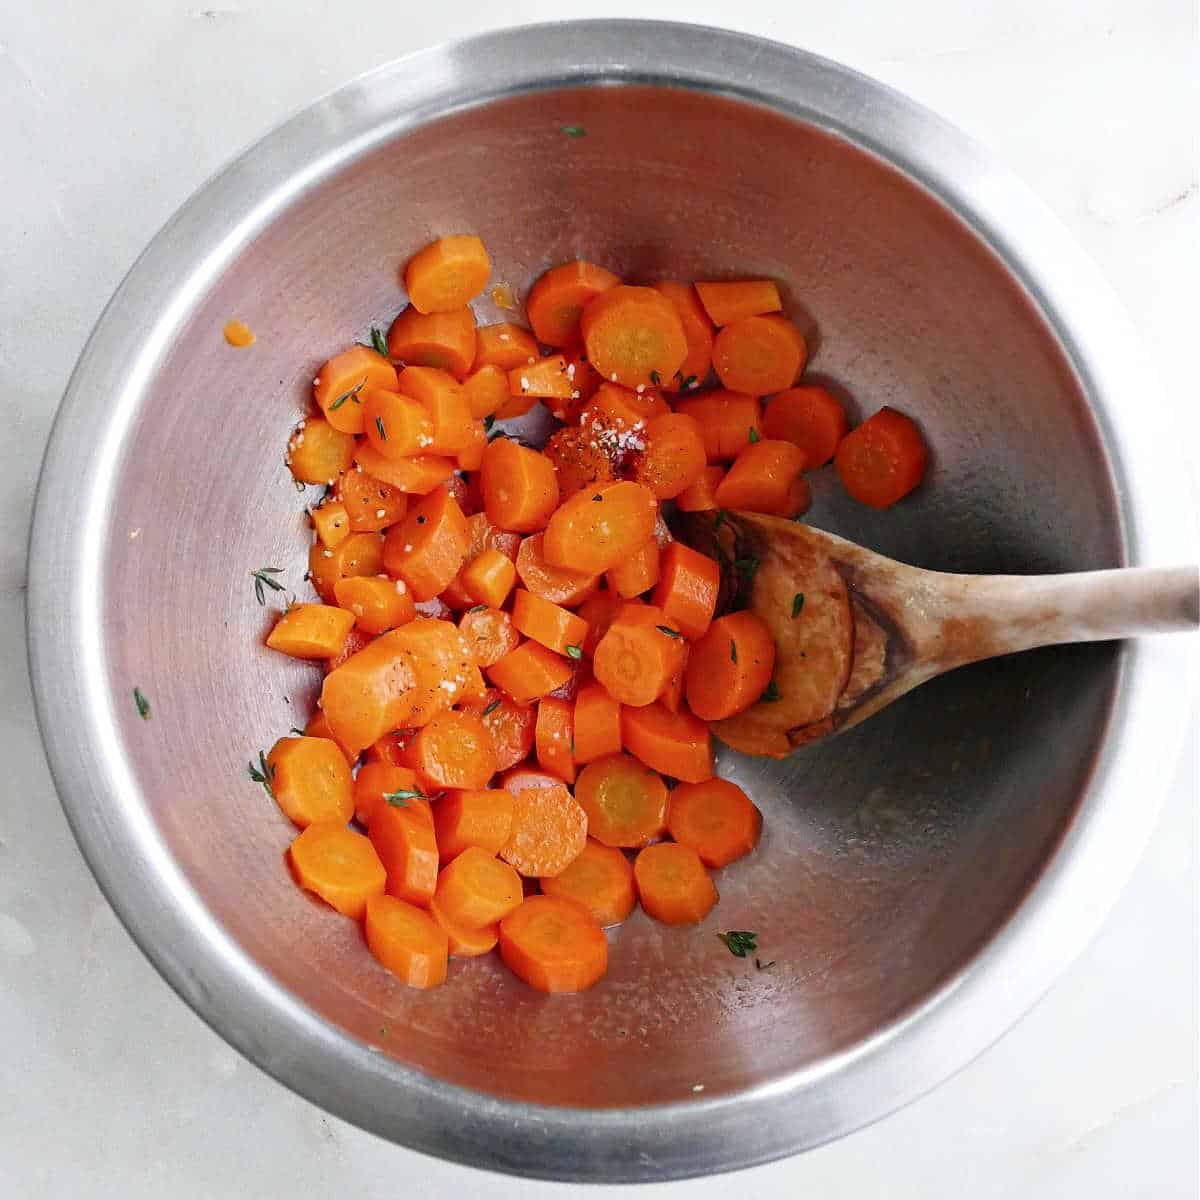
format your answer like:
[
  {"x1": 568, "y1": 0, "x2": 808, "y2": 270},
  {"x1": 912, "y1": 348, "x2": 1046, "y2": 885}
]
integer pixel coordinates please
[
  {"x1": 574, "y1": 752, "x2": 669, "y2": 848},
  {"x1": 494, "y1": 390, "x2": 538, "y2": 420},
  {"x1": 674, "y1": 390, "x2": 762, "y2": 462},
  {"x1": 462, "y1": 364, "x2": 510, "y2": 420},
  {"x1": 456, "y1": 418, "x2": 486, "y2": 472},
  {"x1": 543, "y1": 481, "x2": 658, "y2": 575},
  {"x1": 461, "y1": 688, "x2": 536, "y2": 772},
  {"x1": 621, "y1": 703, "x2": 713, "y2": 783},
  {"x1": 652, "y1": 281, "x2": 714, "y2": 392},
  {"x1": 694, "y1": 279, "x2": 782, "y2": 326},
  {"x1": 393, "y1": 366, "x2": 472, "y2": 455},
  {"x1": 303, "y1": 709, "x2": 356, "y2": 765},
  {"x1": 559, "y1": 342, "x2": 603, "y2": 409},
  {"x1": 405, "y1": 234, "x2": 490, "y2": 314},
  {"x1": 266, "y1": 736, "x2": 354, "y2": 828},
  {"x1": 581, "y1": 380, "x2": 671, "y2": 431},
  {"x1": 632, "y1": 412, "x2": 707, "y2": 500},
  {"x1": 335, "y1": 465, "x2": 409, "y2": 532},
  {"x1": 487, "y1": 640, "x2": 572, "y2": 704},
  {"x1": 266, "y1": 603, "x2": 355, "y2": 660},
  {"x1": 382, "y1": 486, "x2": 470, "y2": 601},
  {"x1": 511, "y1": 589, "x2": 588, "y2": 657},
  {"x1": 835, "y1": 406, "x2": 929, "y2": 508},
  {"x1": 714, "y1": 439, "x2": 807, "y2": 515},
  {"x1": 461, "y1": 509, "x2": 522, "y2": 563},
  {"x1": 577, "y1": 588, "x2": 623, "y2": 656},
  {"x1": 353, "y1": 762, "x2": 426, "y2": 826},
  {"x1": 430, "y1": 892, "x2": 500, "y2": 957},
  {"x1": 527, "y1": 261, "x2": 621, "y2": 347},
  {"x1": 458, "y1": 605, "x2": 520, "y2": 667},
  {"x1": 543, "y1": 425, "x2": 619, "y2": 495},
  {"x1": 325, "y1": 626, "x2": 372, "y2": 673},
  {"x1": 633, "y1": 842, "x2": 718, "y2": 924},
  {"x1": 508, "y1": 354, "x2": 574, "y2": 402},
  {"x1": 499, "y1": 895, "x2": 607, "y2": 992},
  {"x1": 480, "y1": 437, "x2": 559, "y2": 533},
  {"x1": 308, "y1": 531, "x2": 384, "y2": 604},
  {"x1": 593, "y1": 606, "x2": 685, "y2": 707},
  {"x1": 460, "y1": 547, "x2": 516, "y2": 609},
  {"x1": 761, "y1": 385, "x2": 848, "y2": 467},
  {"x1": 311, "y1": 500, "x2": 350, "y2": 548},
  {"x1": 573, "y1": 682, "x2": 622, "y2": 764},
  {"x1": 667, "y1": 778, "x2": 761, "y2": 868},
  {"x1": 365, "y1": 894, "x2": 448, "y2": 988},
  {"x1": 433, "y1": 845, "x2": 523, "y2": 929},
  {"x1": 659, "y1": 656, "x2": 687, "y2": 714},
  {"x1": 606, "y1": 536, "x2": 660, "y2": 599},
  {"x1": 286, "y1": 416, "x2": 357, "y2": 484},
  {"x1": 433, "y1": 789, "x2": 513, "y2": 863},
  {"x1": 539, "y1": 838, "x2": 636, "y2": 926},
  {"x1": 387, "y1": 306, "x2": 476, "y2": 378},
  {"x1": 474, "y1": 322, "x2": 540, "y2": 371},
  {"x1": 314, "y1": 345, "x2": 399, "y2": 435},
  {"x1": 685, "y1": 610, "x2": 776, "y2": 721},
  {"x1": 398, "y1": 709, "x2": 497, "y2": 792},
  {"x1": 651, "y1": 541, "x2": 721, "y2": 640},
  {"x1": 535, "y1": 695, "x2": 576, "y2": 784},
  {"x1": 515, "y1": 533, "x2": 600, "y2": 607},
  {"x1": 354, "y1": 443, "x2": 455, "y2": 494},
  {"x1": 333, "y1": 576, "x2": 416, "y2": 635},
  {"x1": 712, "y1": 314, "x2": 806, "y2": 396},
  {"x1": 500, "y1": 783, "x2": 587, "y2": 878},
  {"x1": 546, "y1": 655, "x2": 589, "y2": 704},
  {"x1": 581, "y1": 285, "x2": 688, "y2": 391},
  {"x1": 365, "y1": 730, "x2": 416, "y2": 770},
  {"x1": 390, "y1": 618, "x2": 478, "y2": 729},
  {"x1": 362, "y1": 388, "x2": 434, "y2": 459},
  {"x1": 289, "y1": 822, "x2": 386, "y2": 920},
  {"x1": 498, "y1": 766, "x2": 563, "y2": 796},
  {"x1": 778, "y1": 472, "x2": 813, "y2": 519},
  {"x1": 369, "y1": 794, "x2": 440, "y2": 906}
]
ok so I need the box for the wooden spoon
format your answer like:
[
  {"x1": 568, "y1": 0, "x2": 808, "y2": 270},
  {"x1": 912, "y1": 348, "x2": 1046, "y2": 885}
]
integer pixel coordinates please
[{"x1": 676, "y1": 511, "x2": 1199, "y2": 758}]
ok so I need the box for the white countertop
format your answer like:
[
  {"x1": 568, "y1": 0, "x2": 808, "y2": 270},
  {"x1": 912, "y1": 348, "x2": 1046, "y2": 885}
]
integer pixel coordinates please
[{"x1": 1, "y1": 2, "x2": 1196, "y2": 1196}]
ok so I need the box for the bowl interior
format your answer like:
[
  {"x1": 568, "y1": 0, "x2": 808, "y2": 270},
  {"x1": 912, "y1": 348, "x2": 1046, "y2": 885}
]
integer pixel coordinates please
[{"x1": 98, "y1": 84, "x2": 1120, "y2": 1108}]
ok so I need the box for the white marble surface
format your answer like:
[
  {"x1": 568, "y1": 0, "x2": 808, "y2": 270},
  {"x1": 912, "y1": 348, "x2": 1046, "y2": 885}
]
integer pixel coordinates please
[{"x1": 1, "y1": 1, "x2": 1196, "y2": 1196}]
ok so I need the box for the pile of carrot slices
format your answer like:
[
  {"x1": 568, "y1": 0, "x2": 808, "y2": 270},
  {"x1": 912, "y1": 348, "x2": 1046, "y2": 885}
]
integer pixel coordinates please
[{"x1": 264, "y1": 235, "x2": 928, "y2": 992}]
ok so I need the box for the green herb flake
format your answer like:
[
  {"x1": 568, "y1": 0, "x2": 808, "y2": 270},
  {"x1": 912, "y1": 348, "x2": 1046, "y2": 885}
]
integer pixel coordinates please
[
  {"x1": 791, "y1": 592, "x2": 805, "y2": 618},
  {"x1": 712, "y1": 510, "x2": 726, "y2": 531},
  {"x1": 760, "y1": 680, "x2": 780, "y2": 703},
  {"x1": 482, "y1": 698, "x2": 501, "y2": 717},
  {"x1": 247, "y1": 751, "x2": 275, "y2": 796},
  {"x1": 250, "y1": 566, "x2": 286, "y2": 605},
  {"x1": 133, "y1": 687, "x2": 151, "y2": 720},
  {"x1": 656, "y1": 625, "x2": 681, "y2": 639},
  {"x1": 370, "y1": 328, "x2": 390, "y2": 359},
  {"x1": 649, "y1": 370, "x2": 661, "y2": 386},
  {"x1": 374, "y1": 415, "x2": 387, "y2": 442},
  {"x1": 468, "y1": 604, "x2": 487, "y2": 614},
  {"x1": 730, "y1": 639, "x2": 738, "y2": 664},
  {"x1": 748, "y1": 427, "x2": 760, "y2": 444},
  {"x1": 717, "y1": 930, "x2": 758, "y2": 958},
  {"x1": 565, "y1": 644, "x2": 583, "y2": 660},
  {"x1": 561, "y1": 124, "x2": 586, "y2": 138},
  {"x1": 329, "y1": 378, "x2": 366, "y2": 411},
  {"x1": 384, "y1": 788, "x2": 426, "y2": 807},
  {"x1": 755, "y1": 958, "x2": 776, "y2": 971}
]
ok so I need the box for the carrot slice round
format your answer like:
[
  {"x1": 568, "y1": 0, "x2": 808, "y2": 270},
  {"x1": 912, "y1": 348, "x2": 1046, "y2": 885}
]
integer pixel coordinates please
[
  {"x1": 542, "y1": 481, "x2": 658, "y2": 575},
  {"x1": 404, "y1": 234, "x2": 490, "y2": 314},
  {"x1": 333, "y1": 577, "x2": 416, "y2": 635},
  {"x1": 667, "y1": 777, "x2": 762, "y2": 868},
  {"x1": 430, "y1": 892, "x2": 500, "y2": 958},
  {"x1": 369, "y1": 795, "x2": 440, "y2": 907},
  {"x1": 266, "y1": 736, "x2": 354, "y2": 828},
  {"x1": 474, "y1": 322, "x2": 540, "y2": 372},
  {"x1": 387, "y1": 306, "x2": 476, "y2": 379},
  {"x1": 401, "y1": 709, "x2": 498, "y2": 791},
  {"x1": 499, "y1": 783, "x2": 588, "y2": 878},
  {"x1": 535, "y1": 695, "x2": 576, "y2": 785},
  {"x1": 580, "y1": 285, "x2": 688, "y2": 391},
  {"x1": 539, "y1": 838, "x2": 636, "y2": 927},
  {"x1": 499, "y1": 895, "x2": 608, "y2": 992},
  {"x1": 480, "y1": 437, "x2": 560, "y2": 533},
  {"x1": 458, "y1": 605, "x2": 520, "y2": 667},
  {"x1": 365, "y1": 894, "x2": 448, "y2": 988},
  {"x1": 574, "y1": 753, "x2": 669, "y2": 848},
  {"x1": 314, "y1": 345, "x2": 399, "y2": 435},
  {"x1": 652, "y1": 281, "x2": 714, "y2": 392},
  {"x1": 761, "y1": 385, "x2": 848, "y2": 468},
  {"x1": 289, "y1": 822, "x2": 386, "y2": 920},
  {"x1": 382, "y1": 486, "x2": 471, "y2": 601},
  {"x1": 308, "y1": 530, "x2": 384, "y2": 604},
  {"x1": 712, "y1": 314, "x2": 806, "y2": 396},
  {"x1": 633, "y1": 842, "x2": 718, "y2": 924},
  {"x1": 592, "y1": 607, "x2": 684, "y2": 708},
  {"x1": 335, "y1": 466, "x2": 409, "y2": 532},
  {"x1": 487, "y1": 640, "x2": 573, "y2": 705},
  {"x1": 674, "y1": 390, "x2": 763, "y2": 463},
  {"x1": 543, "y1": 425, "x2": 619, "y2": 496},
  {"x1": 267, "y1": 603, "x2": 355, "y2": 660},
  {"x1": 713, "y1": 440, "x2": 807, "y2": 515},
  {"x1": 460, "y1": 688, "x2": 536, "y2": 772},
  {"x1": 433, "y1": 845, "x2": 524, "y2": 928},
  {"x1": 353, "y1": 762, "x2": 425, "y2": 827},
  {"x1": 527, "y1": 261, "x2": 621, "y2": 347},
  {"x1": 621, "y1": 703, "x2": 713, "y2": 783},
  {"x1": 632, "y1": 413, "x2": 707, "y2": 500},
  {"x1": 651, "y1": 542, "x2": 720, "y2": 641},
  {"x1": 685, "y1": 610, "x2": 776, "y2": 722},
  {"x1": 515, "y1": 533, "x2": 600, "y2": 608},
  {"x1": 433, "y1": 789, "x2": 514, "y2": 863},
  {"x1": 287, "y1": 416, "x2": 358, "y2": 483},
  {"x1": 694, "y1": 279, "x2": 782, "y2": 326},
  {"x1": 834, "y1": 406, "x2": 929, "y2": 509}
]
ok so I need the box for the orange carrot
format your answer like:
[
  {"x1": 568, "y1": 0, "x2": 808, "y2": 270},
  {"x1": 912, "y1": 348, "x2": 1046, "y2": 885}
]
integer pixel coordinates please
[
  {"x1": 400, "y1": 709, "x2": 497, "y2": 791},
  {"x1": 382, "y1": 486, "x2": 470, "y2": 601},
  {"x1": 462, "y1": 364, "x2": 510, "y2": 420},
  {"x1": 304, "y1": 709, "x2": 356, "y2": 765},
  {"x1": 534, "y1": 695, "x2": 576, "y2": 784},
  {"x1": 480, "y1": 437, "x2": 559, "y2": 533},
  {"x1": 460, "y1": 688, "x2": 535, "y2": 772},
  {"x1": 314, "y1": 345, "x2": 398, "y2": 435},
  {"x1": 464, "y1": 510, "x2": 522, "y2": 563},
  {"x1": 761, "y1": 385, "x2": 848, "y2": 467},
  {"x1": 574, "y1": 752, "x2": 669, "y2": 848},
  {"x1": 433, "y1": 788, "x2": 514, "y2": 863},
  {"x1": 558, "y1": 342, "x2": 603, "y2": 411},
  {"x1": 311, "y1": 500, "x2": 350, "y2": 548},
  {"x1": 542, "y1": 481, "x2": 658, "y2": 575},
  {"x1": 430, "y1": 893, "x2": 499, "y2": 958},
  {"x1": 460, "y1": 547, "x2": 516, "y2": 609},
  {"x1": 498, "y1": 766, "x2": 563, "y2": 796},
  {"x1": 576, "y1": 588, "x2": 623, "y2": 656},
  {"x1": 365, "y1": 894, "x2": 448, "y2": 988},
  {"x1": 387, "y1": 306, "x2": 476, "y2": 379},
  {"x1": 507, "y1": 354, "x2": 575, "y2": 402},
  {"x1": 606, "y1": 536, "x2": 660, "y2": 599},
  {"x1": 335, "y1": 466, "x2": 409, "y2": 532},
  {"x1": 834, "y1": 406, "x2": 928, "y2": 508},
  {"x1": 712, "y1": 314, "x2": 806, "y2": 395},
  {"x1": 694, "y1": 279, "x2": 782, "y2": 326},
  {"x1": 674, "y1": 390, "x2": 762, "y2": 462},
  {"x1": 593, "y1": 606, "x2": 685, "y2": 707},
  {"x1": 266, "y1": 736, "x2": 354, "y2": 828},
  {"x1": 632, "y1": 412, "x2": 707, "y2": 499},
  {"x1": 621, "y1": 703, "x2": 713, "y2": 783},
  {"x1": 487, "y1": 640, "x2": 572, "y2": 704},
  {"x1": 667, "y1": 778, "x2": 761, "y2": 868},
  {"x1": 456, "y1": 418, "x2": 486, "y2": 472},
  {"x1": 364, "y1": 730, "x2": 415, "y2": 770},
  {"x1": 539, "y1": 838, "x2": 636, "y2": 926},
  {"x1": 405, "y1": 234, "x2": 490, "y2": 314},
  {"x1": 333, "y1": 577, "x2": 416, "y2": 635},
  {"x1": 515, "y1": 533, "x2": 600, "y2": 607},
  {"x1": 386, "y1": 618, "x2": 478, "y2": 730},
  {"x1": 369, "y1": 793, "x2": 440, "y2": 906},
  {"x1": 500, "y1": 783, "x2": 588, "y2": 877},
  {"x1": 526, "y1": 261, "x2": 621, "y2": 347},
  {"x1": 324, "y1": 626, "x2": 372, "y2": 673},
  {"x1": 433, "y1": 844, "x2": 523, "y2": 930},
  {"x1": 499, "y1": 896, "x2": 608, "y2": 992},
  {"x1": 543, "y1": 426, "x2": 619, "y2": 495},
  {"x1": 308, "y1": 531, "x2": 383, "y2": 604},
  {"x1": 633, "y1": 842, "x2": 718, "y2": 924},
  {"x1": 362, "y1": 388, "x2": 434, "y2": 459},
  {"x1": 392, "y1": 366, "x2": 471, "y2": 455},
  {"x1": 659, "y1": 655, "x2": 687, "y2": 714},
  {"x1": 713, "y1": 439, "x2": 807, "y2": 516},
  {"x1": 652, "y1": 281, "x2": 714, "y2": 392},
  {"x1": 457, "y1": 605, "x2": 520, "y2": 667},
  {"x1": 573, "y1": 681, "x2": 622, "y2": 764},
  {"x1": 474, "y1": 322, "x2": 540, "y2": 371},
  {"x1": 651, "y1": 541, "x2": 721, "y2": 640},
  {"x1": 685, "y1": 610, "x2": 776, "y2": 721},
  {"x1": 581, "y1": 381, "x2": 671, "y2": 432},
  {"x1": 266, "y1": 603, "x2": 355, "y2": 660},
  {"x1": 288, "y1": 822, "x2": 386, "y2": 920},
  {"x1": 511, "y1": 589, "x2": 588, "y2": 657},
  {"x1": 353, "y1": 762, "x2": 426, "y2": 826},
  {"x1": 354, "y1": 443, "x2": 455, "y2": 494},
  {"x1": 286, "y1": 416, "x2": 358, "y2": 483},
  {"x1": 580, "y1": 285, "x2": 689, "y2": 390}
]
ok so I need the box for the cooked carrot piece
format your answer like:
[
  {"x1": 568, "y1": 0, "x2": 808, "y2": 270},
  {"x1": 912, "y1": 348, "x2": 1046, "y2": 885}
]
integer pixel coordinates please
[
  {"x1": 777, "y1": 472, "x2": 813, "y2": 518},
  {"x1": 543, "y1": 425, "x2": 619, "y2": 495},
  {"x1": 394, "y1": 366, "x2": 473, "y2": 455},
  {"x1": 333, "y1": 577, "x2": 416, "y2": 635},
  {"x1": 515, "y1": 533, "x2": 600, "y2": 607},
  {"x1": 388, "y1": 618, "x2": 478, "y2": 729},
  {"x1": 685, "y1": 610, "x2": 776, "y2": 721},
  {"x1": 365, "y1": 894, "x2": 448, "y2": 988},
  {"x1": 335, "y1": 466, "x2": 409, "y2": 532},
  {"x1": 659, "y1": 656, "x2": 687, "y2": 714},
  {"x1": 535, "y1": 695, "x2": 576, "y2": 784},
  {"x1": 308, "y1": 531, "x2": 384, "y2": 604},
  {"x1": 456, "y1": 418, "x2": 486, "y2": 472},
  {"x1": 430, "y1": 893, "x2": 499, "y2": 958},
  {"x1": 545, "y1": 655, "x2": 589, "y2": 704},
  {"x1": 712, "y1": 314, "x2": 806, "y2": 395},
  {"x1": 314, "y1": 345, "x2": 399, "y2": 435},
  {"x1": 574, "y1": 752, "x2": 669, "y2": 848},
  {"x1": 494, "y1": 391, "x2": 539, "y2": 420},
  {"x1": 457, "y1": 605, "x2": 520, "y2": 667},
  {"x1": 287, "y1": 416, "x2": 358, "y2": 484},
  {"x1": 512, "y1": 589, "x2": 588, "y2": 657},
  {"x1": 289, "y1": 822, "x2": 386, "y2": 920},
  {"x1": 353, "y1": 762, "x2": 426, "y2": 826},
  {"x1": 362, "y1": 388, "x2": 434, "y2": 459},
  {"x1": 633, "y1": 842, "x2": 718, "y2": 924},
  {"x1": 387, "y1": 306, "x2": 477, "y2": 379},
  {"x1": 311, "y1": 500, "x2": 351, "y2": 548},
  {"x1": 606, "y1": 536, "x2": 660, "y2": 599},
  {"x1": 835, "y1": 406, "x2": 929, "y2": 508},
  {"x1": 507, "y1": 354, "x2": 574, "y2": 402},
  {"x1": 580, "y1": 380, "x2": 670, "y2": 436},
  {"x1": 694, "y1": 279, "x2": 782, "y2": 326},
  {"x1": 500, "y1": 783, "x2": 588, "y2": 878},
  {"x1": 713, "y1": 439, "x2": 807, "y2": 515},
  {"x1": 573, "y1": 682, "x2": 622, "y2": 764},
  {"x1": 559, "y1": 342, "x2": 603, "y2": 408},
  {"x1": 400, "y1": 709, "x2": 497, "y2": 791},
  {"x1": 433, "y1": 845, "x2": 523, "y2": 928},
  {"x1": 527, "y1": 261, "x2": 621, "y2": 347},
  {"x1": 621, "y1": 703, "x2": 713, "y2": 783},
  {"x1": 576, "y1": 589, "x2": 623, "y2": 656},
  {"x1": 539, "y1": 838, "x2": 636, "y2": 926},
  {"x1": 460, "y1": 367, "x2": 508, "y2": 424},
  {"x1": 354, "y1": 443, "x2": 455, "y2": 494},
  {"x1": 499, "y1": 895, "x2": 608, "y2": 992},
  {"x1": 632, "y1": 412, "x2": 707, "y2": 500},
  {"x1": 369, "y1": 795, "x2": 440, "y2": 906},
  {"x1": 581, "y1": 284, "x2": 688, "y2": 390},
  {"x1": 593, "y1": 605, "x2": 685, "y2": 707},
  {"x1": 325, "y1": 627, "x2": 372, "y2": 673},
  {"x1": 667, "y1": 778, "x2": 761, "y2": 868},
  {"x1": 405, "y1": 234, "x2": 490, "y2": 314},
  {"x1": 433, "y1": 789, "x2": 513, "y2": 863},
  {"x1": 382, "y1": 486, "x2": 471, "y2": 601},
  {"x1": 480, "y1": 437, "x2": 560, "y2": 533},
  {"x1": 453, "y1": 548, "x2": 512, "y2": 611},
  {"x1": 543, "y1": 481, "x2": 658, "y2": 575},
  {"x1": 487, "y1": 640, "x2": 572, "y2": 704},
  {"x1": 266, "y1": 603, "x2": 355, "y2": 660},
  {"x1": 304, "y1": 709, "x2": 356, "y2": 765},
  {"x1": 474, "y1": 322, "x2": 540, "y2": 371},
  {"x1": 761, "y1": 385, "x2": 848, "y2": 467},
  {"x1": 651, "y1": 541, "x2": 721, "y2": 640},
  {"x1": 266, "y1": 736, "x2": 354, "y2": 828},
  {"x1": 674, "y1": 390, "x2": 762, "y2": 462},
  {"x1": 463, "y1": 510, "x2": 522, "y2": 562},
  {"x1": 365, "y1": 729, "x2": 416, "y2": 768},
  {"x1": 460, "y1": 688, "x2": 536, "y2": 771},
  {"x1": 652, "y1": 281, "x2": 714, "y2": 392},
  {"x1": 498, "y1": 766, "x2": 564, "y2": 795}
]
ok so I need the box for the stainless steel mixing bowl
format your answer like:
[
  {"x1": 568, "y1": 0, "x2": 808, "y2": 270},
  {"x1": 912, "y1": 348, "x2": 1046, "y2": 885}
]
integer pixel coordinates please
[{"x1": 28, "y1": 20, "x2": 1195, "y2": 1183}]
